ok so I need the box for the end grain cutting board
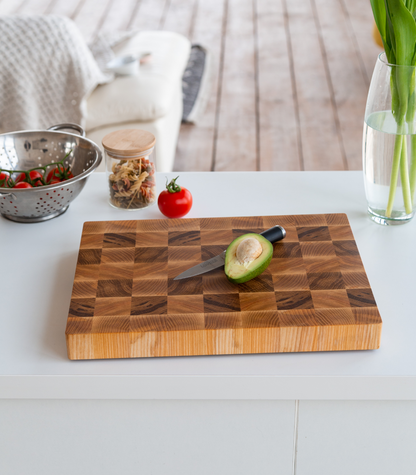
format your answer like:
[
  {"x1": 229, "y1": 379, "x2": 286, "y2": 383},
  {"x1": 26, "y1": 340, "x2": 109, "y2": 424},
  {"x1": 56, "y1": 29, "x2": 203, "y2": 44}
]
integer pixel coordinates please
[{"x1": 65, "y1": 214, "x2": 382, "y2": 360}]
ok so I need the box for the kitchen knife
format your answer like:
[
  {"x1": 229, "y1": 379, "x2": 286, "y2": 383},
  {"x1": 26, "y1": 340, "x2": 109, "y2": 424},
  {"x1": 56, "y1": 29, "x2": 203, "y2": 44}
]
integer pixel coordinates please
[{"x1": 173, "y1": 225, "x2": 286, "y2": 280}]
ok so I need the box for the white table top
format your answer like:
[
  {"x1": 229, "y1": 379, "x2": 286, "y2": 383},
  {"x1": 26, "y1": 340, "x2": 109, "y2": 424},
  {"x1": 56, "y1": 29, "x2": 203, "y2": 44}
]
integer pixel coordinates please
[{"x1": 1, "y1": 171, "x2": 416, "y2": 400}]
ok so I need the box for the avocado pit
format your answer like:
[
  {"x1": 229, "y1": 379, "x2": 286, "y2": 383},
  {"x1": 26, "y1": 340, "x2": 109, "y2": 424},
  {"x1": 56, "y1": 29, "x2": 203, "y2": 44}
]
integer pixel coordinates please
[{"x1": 236, "y1": 237, "x2": 263, "y2": 267}]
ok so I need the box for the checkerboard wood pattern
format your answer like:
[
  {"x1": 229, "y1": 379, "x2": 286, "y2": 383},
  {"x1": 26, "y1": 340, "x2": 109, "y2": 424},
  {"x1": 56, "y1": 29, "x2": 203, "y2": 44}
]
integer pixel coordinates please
[{"x1": 65, "y1": 214, "x2": 382, "y2": 360}]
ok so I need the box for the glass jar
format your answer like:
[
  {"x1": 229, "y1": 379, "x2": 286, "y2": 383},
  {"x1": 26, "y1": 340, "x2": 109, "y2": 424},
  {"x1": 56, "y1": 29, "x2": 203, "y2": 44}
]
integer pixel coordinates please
[
  {"x1": 102, "y1": 129, "x2": 157, "y2": 210},
  {"x1": 363, "y1": 52, "x2": 416, "y2": 225}
]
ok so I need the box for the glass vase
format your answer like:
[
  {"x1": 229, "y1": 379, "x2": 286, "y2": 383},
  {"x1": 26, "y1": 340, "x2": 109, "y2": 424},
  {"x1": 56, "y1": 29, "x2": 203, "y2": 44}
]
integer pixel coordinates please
[{"x1": 363, "y1": 52, "x2": 416, "y2": 225}]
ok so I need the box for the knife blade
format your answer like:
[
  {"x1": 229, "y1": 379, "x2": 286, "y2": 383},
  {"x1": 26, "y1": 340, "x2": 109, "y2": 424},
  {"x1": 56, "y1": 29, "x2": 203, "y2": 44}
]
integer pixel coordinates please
[{"x1": 173, "y1": 225, "x2": 286, "y2": 280}]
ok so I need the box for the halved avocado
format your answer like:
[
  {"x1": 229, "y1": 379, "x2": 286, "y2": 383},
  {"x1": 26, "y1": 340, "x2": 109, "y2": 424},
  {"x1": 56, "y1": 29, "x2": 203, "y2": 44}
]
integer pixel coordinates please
[{"x1": 224, "y1": 233, "x2": 273, "y2": 284}]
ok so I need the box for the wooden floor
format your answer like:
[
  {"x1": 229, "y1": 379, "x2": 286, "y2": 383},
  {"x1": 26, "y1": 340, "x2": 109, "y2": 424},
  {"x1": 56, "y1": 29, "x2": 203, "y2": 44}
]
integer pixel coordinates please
[{"x1": 0, "y1": 0, "x2": 381, "y2": 171}]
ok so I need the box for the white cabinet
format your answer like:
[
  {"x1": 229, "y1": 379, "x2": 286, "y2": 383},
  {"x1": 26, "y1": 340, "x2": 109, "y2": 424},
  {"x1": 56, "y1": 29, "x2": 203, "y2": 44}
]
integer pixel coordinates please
[
  {"x1": 0, "y1": 400, "x2": 295, "y2": 475},
  {"x1": 296, "y1": 401, "x2": 416, "y2": 475}
]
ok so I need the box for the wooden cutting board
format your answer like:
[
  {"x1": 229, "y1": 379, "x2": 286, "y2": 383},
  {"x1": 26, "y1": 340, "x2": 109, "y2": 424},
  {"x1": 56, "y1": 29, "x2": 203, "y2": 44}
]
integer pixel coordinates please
[{"x1": 65, "y1": 214, "x2": 382, "y2": 360}]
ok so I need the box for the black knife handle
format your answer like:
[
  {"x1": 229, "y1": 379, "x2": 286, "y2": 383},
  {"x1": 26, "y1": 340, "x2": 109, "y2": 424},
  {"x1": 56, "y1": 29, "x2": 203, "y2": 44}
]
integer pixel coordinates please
[{"x1": 260, "y1": 225, "x2": 286, "y2": 243}]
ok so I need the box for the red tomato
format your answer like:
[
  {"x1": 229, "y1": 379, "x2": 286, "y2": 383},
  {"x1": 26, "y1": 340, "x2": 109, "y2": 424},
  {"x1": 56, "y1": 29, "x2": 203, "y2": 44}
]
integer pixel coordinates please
[
  {"x1": 0, "y1": 172, "x2": 10, "y2": 187},
  {"x1": 158, "y1": 176, "x2": 192, "y2": 218},
  {"x1": 46, "y1": 168, "x2": 60, "y2": 182},
  {"x1": 16, "y1": 170, "x2": 44, "y2": 186},
  {"x1": 14, "y1": 182, "x2": 33, "y2": 189},
  {"x1": 46, "y1": 165, "x2": 74, "y2": 183}
]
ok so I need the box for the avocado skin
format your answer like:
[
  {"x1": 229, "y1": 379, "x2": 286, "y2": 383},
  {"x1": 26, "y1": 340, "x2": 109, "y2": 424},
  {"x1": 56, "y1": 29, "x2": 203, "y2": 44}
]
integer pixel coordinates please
[{"x1": 224, "y1": 233, "x2": 273, "y2": 284}]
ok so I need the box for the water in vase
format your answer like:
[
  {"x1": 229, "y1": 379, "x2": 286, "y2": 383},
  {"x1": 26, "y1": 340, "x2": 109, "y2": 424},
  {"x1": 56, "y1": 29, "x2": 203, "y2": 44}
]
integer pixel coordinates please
[{"x1": 363, "y1": 110, "x2": 416, "y2": 222}]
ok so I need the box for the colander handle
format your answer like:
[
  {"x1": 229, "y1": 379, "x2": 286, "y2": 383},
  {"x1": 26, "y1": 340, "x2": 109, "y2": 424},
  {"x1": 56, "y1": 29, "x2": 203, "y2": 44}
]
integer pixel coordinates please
[
  {"x1": 47, "y1": 123, "x2": 85, "y2": 137},
  {"x1": 0, "y1": 191, "x2": 16, "y2": 199}
]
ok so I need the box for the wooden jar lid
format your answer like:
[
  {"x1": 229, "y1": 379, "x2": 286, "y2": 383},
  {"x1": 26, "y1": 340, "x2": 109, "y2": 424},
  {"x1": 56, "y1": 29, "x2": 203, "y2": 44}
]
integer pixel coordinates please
[{"x1": 102, "y1": 129, "x2": 156, "y2": 157}]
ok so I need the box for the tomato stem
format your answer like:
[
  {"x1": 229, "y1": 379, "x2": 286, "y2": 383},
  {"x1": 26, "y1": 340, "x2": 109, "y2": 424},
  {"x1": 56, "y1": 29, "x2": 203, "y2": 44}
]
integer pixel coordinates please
[{"x1": 166, "y1": 176, "x2": 182, "y2": 193}]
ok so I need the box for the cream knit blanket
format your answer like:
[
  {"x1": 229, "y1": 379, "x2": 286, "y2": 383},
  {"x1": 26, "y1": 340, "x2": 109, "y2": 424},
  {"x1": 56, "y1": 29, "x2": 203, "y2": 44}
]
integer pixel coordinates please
[{"x1": 0, "y1": 15, "x2": 110, "y2": 133}]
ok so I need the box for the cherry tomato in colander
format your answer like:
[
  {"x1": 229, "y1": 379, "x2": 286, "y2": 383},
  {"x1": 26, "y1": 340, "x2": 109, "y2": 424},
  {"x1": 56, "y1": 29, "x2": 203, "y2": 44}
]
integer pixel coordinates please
[
  {"x1": 14, "y1": 182, "x2": 33, "y2": 189},
  {"x1": 16, "y1": 170, "x2": 44, "y2": 186}
]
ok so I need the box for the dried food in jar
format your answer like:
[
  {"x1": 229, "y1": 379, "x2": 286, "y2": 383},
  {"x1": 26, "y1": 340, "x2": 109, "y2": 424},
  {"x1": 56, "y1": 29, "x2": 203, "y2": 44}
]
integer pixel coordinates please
[{"x1": 108, "y1": 157, "x2": 156, "y2": 209}]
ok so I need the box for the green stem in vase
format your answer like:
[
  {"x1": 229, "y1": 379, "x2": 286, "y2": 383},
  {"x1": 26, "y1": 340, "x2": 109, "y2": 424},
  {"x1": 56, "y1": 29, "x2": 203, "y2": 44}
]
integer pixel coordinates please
[
  {"x1": 399, "y1": 133, "x2": 413, "y2": 214},
  {"x1": 386, "y1": 133, "x2": 404, "y2": 217},
  {"x1": 406, "y1": 69, "x2": 416, "y2": 206},
  {"x1": 409, "y1": 135, "x2": 416, "y2": 200}
]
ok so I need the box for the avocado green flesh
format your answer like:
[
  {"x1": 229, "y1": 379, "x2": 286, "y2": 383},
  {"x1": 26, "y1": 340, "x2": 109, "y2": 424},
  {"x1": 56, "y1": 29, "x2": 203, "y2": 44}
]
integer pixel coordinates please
[{"x1": 224, "y1": 233, "x2": 273, "y2": 284}]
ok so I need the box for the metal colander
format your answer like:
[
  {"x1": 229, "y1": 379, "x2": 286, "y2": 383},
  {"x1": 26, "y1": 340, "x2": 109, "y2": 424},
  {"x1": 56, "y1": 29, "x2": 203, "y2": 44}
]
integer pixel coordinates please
[{"x1": 0, "y1": 123, "x2": 102, "y2": 223}]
